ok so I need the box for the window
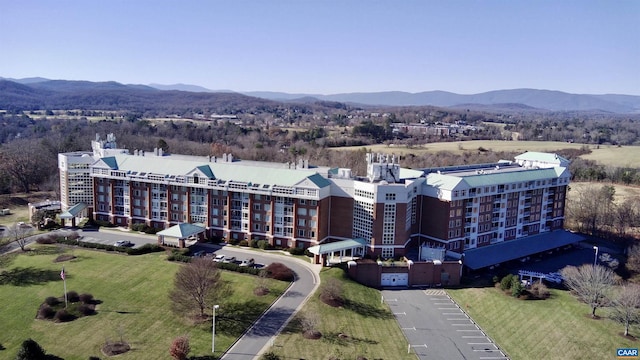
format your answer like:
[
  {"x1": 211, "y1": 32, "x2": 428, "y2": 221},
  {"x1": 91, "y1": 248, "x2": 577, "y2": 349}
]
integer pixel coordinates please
[
  {"x1": 381, "y1": 247, "x2": 394, "y2": 259},
  {"x1": 298, "y1": 219, "x2": 306, "y2": 226},
  {"x1": 299, "y1": 199, "x2": 306, "y2": 205},
  {"x1": 297, "y1": 208, "x2": 307, "y2": 216},
  {"x1": 309, "y1": 209, "x2": 317, "y2": 217},
  {"x1": 385, "y1": 193, "x2": 396, "y2": 201}
]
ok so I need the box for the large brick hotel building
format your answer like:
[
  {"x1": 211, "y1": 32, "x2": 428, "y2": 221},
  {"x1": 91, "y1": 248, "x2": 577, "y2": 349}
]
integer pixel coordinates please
[{"x1": 59, "y1": 134, "x2": 575, "y2": 269}]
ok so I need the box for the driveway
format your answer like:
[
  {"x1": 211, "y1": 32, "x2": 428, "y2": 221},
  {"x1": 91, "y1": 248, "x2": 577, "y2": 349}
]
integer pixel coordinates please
[{"x1": 382, "y1": 288, "x2": 508, "y2": 360}]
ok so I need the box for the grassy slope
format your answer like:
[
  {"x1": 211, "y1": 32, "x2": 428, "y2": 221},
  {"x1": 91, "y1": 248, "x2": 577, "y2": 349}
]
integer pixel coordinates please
[
  {"x1": 447, "y1": 287, "x2": 636, "y2": 360},
  {"x1": 0, "y1": 246, "x2": 287, "y2": 360},
  {"x1": 271, "y1": 268, "x2": 415, "y2": 360}
]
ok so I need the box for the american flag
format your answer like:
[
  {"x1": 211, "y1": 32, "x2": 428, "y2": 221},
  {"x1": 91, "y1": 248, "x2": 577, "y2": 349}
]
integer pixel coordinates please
[{"x1": 60, "y1": 268, "x2": 65, "y2": 280}]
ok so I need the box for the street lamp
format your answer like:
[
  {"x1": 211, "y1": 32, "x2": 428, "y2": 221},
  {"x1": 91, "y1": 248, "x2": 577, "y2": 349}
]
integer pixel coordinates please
[
  {"x1": 212, "y1": 304, "x2": 219, "y2": 353},
  {"x1": 593, "y1": 246, "x2": 599, "y2": 267}
]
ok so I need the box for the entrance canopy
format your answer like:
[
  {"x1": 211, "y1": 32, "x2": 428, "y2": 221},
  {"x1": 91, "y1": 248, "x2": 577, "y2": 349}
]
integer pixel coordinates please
[
  {"x1": 157, "y1": 223, "x2": 204, "y2": 238},
  {"x1": 308, "y1": 238, "x2": 368, "y2": 256},
  {"x1": 157, "y1": 223, "x2": 205, "y2": 248},
  {"x1": 59, "y1": 202, "x2": 87, "y2": 219},
  {"x1": 462, "y1": 230, "x2": 583, "y2": 270}
]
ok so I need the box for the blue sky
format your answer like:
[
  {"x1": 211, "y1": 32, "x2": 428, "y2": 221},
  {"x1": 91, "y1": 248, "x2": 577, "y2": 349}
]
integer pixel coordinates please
[{"x1": 1, "y1": 1, "x2": 638, "y2": 95}]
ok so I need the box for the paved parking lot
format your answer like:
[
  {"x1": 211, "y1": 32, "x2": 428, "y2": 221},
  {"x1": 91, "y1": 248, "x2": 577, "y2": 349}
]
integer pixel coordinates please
[{"x1": 383, "y1": 288, "x2": 508, "y2": 360}]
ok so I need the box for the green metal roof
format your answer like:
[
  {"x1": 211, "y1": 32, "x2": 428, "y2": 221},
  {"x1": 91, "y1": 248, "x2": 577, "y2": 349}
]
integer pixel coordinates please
[
  {"x1": 514, "y1": 152, "x2": 568, "y2": 164},
  {"x1": 59, "y1": 202, "x2": 88, "y2": 219},
  {"x1": 427, "y1": 167, "x2": 567, "y2": 190},
  {"x1": 93, "y1": 154, "x2": 330, "y2": 189},
  {"x1": 157, "y1": 223, "x2": 205, "y2": 238},
  {"x1": 308, "y1": 238, "x2": 368, "y2": 255}
]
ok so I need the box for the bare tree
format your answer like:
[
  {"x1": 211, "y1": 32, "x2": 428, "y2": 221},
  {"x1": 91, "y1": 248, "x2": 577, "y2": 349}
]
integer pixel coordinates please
[
  {"x1": 320, "y1": 277, "x2": 344, "y2": 305},
  {"x1": 6, "y1": 223, "x2": 34, "y2": 251},
  {"x1": 613, "y1": 198, "x2": 639, "y2": 237},
  {"x1": 0, "y1": 139, "x2": 54, "y2": 193},
  {"x1": 169, "y1": 335, "x2": 190, "y2": 360},
  {"x1": 561, "y1": 264, "x2": 617, "y2": 318},
  {"x1": 169, "y1": 258, "x2": 226, "y2": 318},
  {"x1": 626, "y1": 244, "x2": 640, "y2": 275},
  {"x1": 300, "y1": 311, "x2": 320, "y2": 334},
  {"x1": 610, "y1": 284, "x2": 640, "y2": 336},
  {"x1": 566, "y1": 185, "x2": 615, "y2": 235}
]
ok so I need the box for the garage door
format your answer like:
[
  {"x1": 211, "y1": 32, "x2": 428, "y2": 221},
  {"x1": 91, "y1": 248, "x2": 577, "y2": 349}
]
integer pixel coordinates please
[{"x1": 381, "y1": 273, "x2": 408, "y2": 287}]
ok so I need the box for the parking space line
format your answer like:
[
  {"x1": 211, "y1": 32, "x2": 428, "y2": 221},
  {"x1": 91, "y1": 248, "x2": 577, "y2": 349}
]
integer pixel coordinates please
[
  {"x1": 462, "y1": 336, "x2": 489, "y2": 338},
  {"x1": 438, "y1": 307, "x2": 459, "y2": 310},
  {"x1": 452, "y1": 323, "x2": 475, "y2": 326},
  {"x1": 401, "y1": 327, "x2": 416, "y2": 330},
  {"x1": 443, "y1": 312, "x2": 464, "y2": 315},
  {"x1": 468, "y1": 343, "x2": 496, "y2": 345},
  {"x1": 479, "y1": 356, "x2": 507, "y2": 359},
  {"x1": 393, "y1": 312, "x2": 406, "y2": 315},
  {"x1": 457, "y1": 329, "x2": 483, "y2": 332}
]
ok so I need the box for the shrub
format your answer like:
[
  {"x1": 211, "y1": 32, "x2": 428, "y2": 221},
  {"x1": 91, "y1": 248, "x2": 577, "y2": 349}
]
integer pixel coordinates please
[
  {"x1": 36, "y1": 235, "x2": 57, "y2": 244},
  {"x1": 54, "y1": 309, "x2": 76, "y2": 322},
  {"x1": 167, "y1": 254, "x2": 192, "y2": 263},
  {"x1": 249, "y1": 240, "x2": 259, "y2": 248},
  {"x1": 127, "y1": 243, "x2": 164, "y2": 255},
  {"x1": 288, "y1": 247, "x2": 305, "y2": 256},
  {"x1": 45, "y1": 296, "x2": 60, "y2": 306},
  {"x1": 238, "y1": 240, "x2": 249, "y2": 247},
  {"x1": 265, "y1": 262, "x2": 294, "y2": 281},
  {"x1": 169, "y1": 335, "x2": 190, "y2": 360},
  {"x1": 131, "y1": 223, "x2": 146, "y2": 232},
  {"x1": 79, "y1": 293, "x2": 94, "y2": 303},
  {"x1": 530, "y1": 282, "x2": 550, "y2": 299},
  {"x1": 67, "y1": 291, "x2": 80, "y2": 303},
  {"x1": 511, "y1": 278, "x2": 525, "y2": 298},
  {"x1": 261, "y1": 351, "x2": 281, "y2": 360},
  {"x1": 227, "y1": 238, "x2": 239, "y2": 246},
  {"x1": 78, "y1": 304, "x2": 95, "y2": 316},
  {"x1": 257, "y1": 240, "x2": 271, "y2": 250},
  {"x1": 38, "y1": 305, "x2": 56, "y2": 319},
  {"x1": 500, "y1": 274, "x2": 516, "y2": 291}
]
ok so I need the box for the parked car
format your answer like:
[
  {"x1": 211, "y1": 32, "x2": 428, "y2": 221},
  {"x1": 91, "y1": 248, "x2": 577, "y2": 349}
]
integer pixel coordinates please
[
  {"x1": 193, "y1": 250, "x2": 206, "y2": 257},
  {"x1": 213, "y1": 254, "x2": 225, "y2": 262},
  {"x1": 239, "y1": 258, "x2": 255, "y2": 267},
  {"x1": 114, "y1": 240, "x2": 133, "y2": 247},
  {"x1": 222, "y1": 256, "x2": 236, "y2": 264}
]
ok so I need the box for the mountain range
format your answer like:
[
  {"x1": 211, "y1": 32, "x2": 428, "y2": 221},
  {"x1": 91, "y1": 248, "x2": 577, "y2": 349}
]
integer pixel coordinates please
[{"x1": 2, "y1": 77, "x2": 639, "y2": 113}]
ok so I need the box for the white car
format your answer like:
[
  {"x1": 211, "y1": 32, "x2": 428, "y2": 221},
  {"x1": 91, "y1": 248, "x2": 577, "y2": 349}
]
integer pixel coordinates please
[
  {"x1": 222, "y1": 256, "x2": 236, "y2": 264},
  {"x1": 114, "y1": 240, "x2": 133, "y2": 247},
  {"x1": 239, "y1": 258, "x2": 255, "y2": 267},
  {"x1": 213, "y1": 254, "x2": 225, "y2": 262}
]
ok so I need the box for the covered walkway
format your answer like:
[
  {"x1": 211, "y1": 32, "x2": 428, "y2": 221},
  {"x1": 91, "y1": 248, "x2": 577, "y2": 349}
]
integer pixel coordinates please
[
  {"x1": 307, "y1": 238, "x2": 368, "y2": 265},
  {"x1": 463, "y1": 230, "x2": 583, "y2": 270}
]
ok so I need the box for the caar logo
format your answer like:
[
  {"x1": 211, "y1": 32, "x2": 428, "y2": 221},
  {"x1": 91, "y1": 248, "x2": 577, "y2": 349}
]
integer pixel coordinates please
[{"x1": 618, "y1": 348, "x2": 639, "y2": 358}]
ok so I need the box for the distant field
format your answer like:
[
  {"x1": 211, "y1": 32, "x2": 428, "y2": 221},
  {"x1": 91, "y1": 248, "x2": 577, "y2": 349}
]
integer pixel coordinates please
[
  {"x1": 334, "y1": 140, "x2": 640, "y2": 167},
  {"x1": 569, "y1": 182, "x2": 640, "y2": 203}
]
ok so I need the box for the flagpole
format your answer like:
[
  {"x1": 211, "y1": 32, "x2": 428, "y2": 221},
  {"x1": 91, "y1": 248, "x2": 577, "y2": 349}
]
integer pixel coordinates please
[{"x1": 61, "y1": 267, "x2": 68, "y2": 308}]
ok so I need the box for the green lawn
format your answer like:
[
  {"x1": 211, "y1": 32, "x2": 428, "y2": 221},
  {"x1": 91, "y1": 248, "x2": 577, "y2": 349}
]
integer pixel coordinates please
[
  {"x1": 0, "y1": 245, "x2": 288, "y2": 360},
  {"x1": 269, "y1": 267, "x2": 415, "y2": 360},
  {"x1": 447, "y1": 286, "x2": 637, "y2": 360}
]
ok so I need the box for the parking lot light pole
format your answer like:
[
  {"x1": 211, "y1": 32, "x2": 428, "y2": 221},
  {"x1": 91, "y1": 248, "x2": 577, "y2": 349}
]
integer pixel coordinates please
[
  {"x1": 212, "y1": 304, "x2": 219, "y2": 353},
  {"x1": 593, "y1": 246, "x2": 599, "y2": 267}
]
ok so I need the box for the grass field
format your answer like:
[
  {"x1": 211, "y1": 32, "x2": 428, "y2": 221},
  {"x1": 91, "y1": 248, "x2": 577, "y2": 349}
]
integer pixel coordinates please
[
  {"x1": 333, "y1": 140, "x2": 640, "y2": 168},
  {"x1": 447, "y1": 286, "x2": 637, "y2": 360},
  {"x1": 0, "y1": 245, "x2": 288, "y2": 360},
  {"x1": 570, "y1": 182, "x2": 640, "y2": 203},
  {"x1": 269, "y1": 267, "x2": 414, "y2": 360}
]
